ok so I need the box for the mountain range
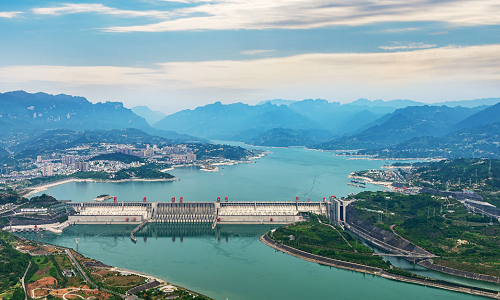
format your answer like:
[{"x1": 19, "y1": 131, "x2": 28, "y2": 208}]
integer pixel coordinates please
[
  {"x1": 0, "y1": 91, "x2": 203, "y2": 149},
  {"x1": 1, "y1": 90, "x2": 500, "y2": 159},
  {"x1": 318, "y1": 105, "x2": 486, "y2": 150},
  {"x1": 153, "y1": 101, "x2": 325, "y2": 141}
]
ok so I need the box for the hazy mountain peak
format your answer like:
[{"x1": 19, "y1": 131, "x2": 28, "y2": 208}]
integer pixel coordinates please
[
  {"x1": 131, "y1": 106, "x2": 166, "y2": 126},
  {"x1": 348, "y1": 98, "x2": 424, "y2": 108},
  {"x1": 257, "y1": 99, "x2": 296, "y2": 106}
]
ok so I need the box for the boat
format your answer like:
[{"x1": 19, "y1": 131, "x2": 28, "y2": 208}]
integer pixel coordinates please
[{"x1": 350, "y1": 180, "x2": 366, "y2": 185}]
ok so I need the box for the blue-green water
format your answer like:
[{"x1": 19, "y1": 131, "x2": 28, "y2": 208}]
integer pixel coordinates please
[
  {"x1": 25, "y1": 145, "x2": 497, "y2": 299},
  {"x1": 34, "y1": 146, "x2": 392, "y2": 202}
]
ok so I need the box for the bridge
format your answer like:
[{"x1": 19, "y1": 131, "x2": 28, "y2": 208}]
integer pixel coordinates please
[{"x1": 372, "y1": 253, "x2": 438, "y2": 259}]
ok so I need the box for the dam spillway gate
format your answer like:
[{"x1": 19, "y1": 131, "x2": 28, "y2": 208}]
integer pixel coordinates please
[{"x1": 67, "y1": 200, "x2": 338, "y2": 226}]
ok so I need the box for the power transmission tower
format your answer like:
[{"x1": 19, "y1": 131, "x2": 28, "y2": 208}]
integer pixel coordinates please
[{"x1": 75, "y1": 238, "x2": 80, "y2": 252}]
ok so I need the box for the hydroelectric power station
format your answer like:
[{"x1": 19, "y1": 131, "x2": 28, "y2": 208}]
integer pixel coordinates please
[{"x1": 64, "y1": 196, "x2": 349, "y2": 241}]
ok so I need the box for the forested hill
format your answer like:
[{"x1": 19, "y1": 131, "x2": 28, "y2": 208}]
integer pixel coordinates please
[
  {"x1": 317, "y1": 105, "x2": 485, "y2": 150},
  {"x1": 7, "y1": 128, "x2": 173, "y2": 160},
  {"x1": 246, "y1": 128, "x2": 335, "y2": 147},
  {"x1": 361, "y1": 122, "x2": 500, "y2": 159}
]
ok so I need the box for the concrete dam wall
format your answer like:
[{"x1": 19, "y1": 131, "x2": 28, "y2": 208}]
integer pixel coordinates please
[{"x1": 67, "y1": 201, "x2": 329, "y2": 225}]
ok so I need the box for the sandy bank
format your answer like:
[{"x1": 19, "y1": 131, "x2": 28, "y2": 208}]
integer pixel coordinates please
[
  {"x1": 23, "y1": 177, "x2": 178, "y2": 197},
  {"x1": 348, "y1": 173, "x2": 394, "y2": 189}
]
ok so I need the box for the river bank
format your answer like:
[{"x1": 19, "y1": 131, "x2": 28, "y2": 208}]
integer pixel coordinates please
[
  {"x1": 22, "y1": 177, "x2": 179, "y2": 198},
  {"x1": 15, "y1": 234, "x2": 213, "y2": 299},
  {"x1": 348, "y1": 172, "x2": 394, "y2": 189},
  {"x1": 260, "y1": 233, "x2": 500, "y2": 299}
]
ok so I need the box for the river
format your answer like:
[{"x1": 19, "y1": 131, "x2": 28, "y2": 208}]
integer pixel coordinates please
[{"x1": 24, "y1": 144, "x2": 498, "y2": 299}]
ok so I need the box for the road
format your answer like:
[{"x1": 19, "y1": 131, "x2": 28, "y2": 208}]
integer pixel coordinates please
[
  {"x1": 21, "y1": 260, "x2": 32, "y2": 300},
  {"x1": 65, "y1": 249, "x2": 126, "y2": 298}
]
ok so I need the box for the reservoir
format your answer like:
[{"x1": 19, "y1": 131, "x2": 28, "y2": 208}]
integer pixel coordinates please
[{"x1": 26, "y1": 145, "x2": 496, "y2": 299}]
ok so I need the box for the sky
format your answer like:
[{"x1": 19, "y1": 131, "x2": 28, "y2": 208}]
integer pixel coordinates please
[{"x1": 1, "y1": 0, "x2": 500, "y2": 114}]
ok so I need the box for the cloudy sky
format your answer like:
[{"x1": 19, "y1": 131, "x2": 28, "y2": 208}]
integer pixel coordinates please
[{"x1": 1, "y1": 0, "x2": 500, "y2": 113}]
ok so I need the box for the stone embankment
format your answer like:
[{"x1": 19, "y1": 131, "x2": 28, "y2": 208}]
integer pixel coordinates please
[
  {"x1": 260, "y1": 233, "x2": 380, "y2": 274},
  {"x1": 260, "y1": 233, "x2": 500, "y2": 299},
  {"x1": 346, "y1": 205, "x2": 428, "y2": 255},
  {"x1": 418, "y1": 260, "x2": 500, "y2": 284},
  {"x1": 346, "y1": 204, "x2": 500, "y2": 284}
]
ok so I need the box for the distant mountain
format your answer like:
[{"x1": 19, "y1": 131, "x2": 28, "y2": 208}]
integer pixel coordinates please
[
  {"x1": 454, "y1": 101, "x2": 500, "y2": 131},
  {"x1": 246, "y1": 128, "x2": 335, "y2": 147},
  {"x1": 347, "y1": 97, "x2": 500, "y2": 109},
  {"x1": 287, "y1": 99, "x2": 396, "y2": 135},
  {"x1": 0, "y1": 91, "x2": 150, "y2": 131},
  {"x1": 257, "y1": 99, "x2": 296, "y2": 106},
  {"x1": 131, "y1": 106, "x2": 166, "y2": 126},
  {"x1": 153, "y1": 101, "x2": 324, "y2": 140},
  {"x1": 332, "y1": 110, "x2": 384, "y2": 136},
  {"x1": 0, "y1": 91, "x2": 203, "y2": 147},
  {"x1": 317, "y1": 105, "x2": 483, "y2": 150},
  {"x1": 361, "y1": 122, "x2": 500, "y2": 159},
  {"x1": 348, "y1": 98, "x2": 424, "y2": 108},
  {"x1": 435, "y1": 97, "x2": 500, "y2": 108}
]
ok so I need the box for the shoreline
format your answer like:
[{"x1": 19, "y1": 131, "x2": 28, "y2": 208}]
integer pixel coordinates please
[
  {"x1": 348, "y1": 173, "x2": 394, "y2": 189},
  {"x1": 22, "y1": 177, "x2": 179, "y2": 197},
  {"x1": 21, "y1": 154, "x2": 266, "y2": 197},
  {"x1": 16, "y1": 236, "x2": 212, "y2": 299},
  {"x1": 260, "y1": 234, "x2": 500, "y2": 299}
]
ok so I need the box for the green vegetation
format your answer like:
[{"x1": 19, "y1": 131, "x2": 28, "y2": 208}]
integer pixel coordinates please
[
  {"x1": 361, "y1": 122, "x2": 500, "y2": 159},
  {"x1": 246, "y1": 128, "x2": 334, "y2": 147},
  {"x1": 0, "y1": 187, "x2": 25, "y2": 205},
  {"x1": 23, "y1": 193, "x2": 58, "y2": 208},
  {"x1": 114, "y1": 164, "x2": 174, "y2": 180},
  {"x1": 189, "y1": 143, "x2": 256, "y2": 161},
  {"x1": 90, "y1": 152, "x2": 145, "y2": 164},
  {"x1": 353, "y1": 191, "x2": 500, "y2": 277},
  {"x1": 271, "y1": 214, "x2": 390, "y2": 269},
  {"x1": 25, "y1": 174, "x2": 69, "y2": 187},
  {"x1": 411, "y1": 158, "x2": 500, "y2": 206},
  {"x1": 0, "y1": 231, "x2": 30, "y2": 298},
  {"x1": 89, "y1": 269, "x2": 146, "y2": 294},
  {"x1": 354, "y1": 158, "x2": 500, "y2": 206}
]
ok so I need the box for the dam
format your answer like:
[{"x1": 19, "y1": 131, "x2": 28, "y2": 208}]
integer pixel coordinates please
[{"x1": 66, "y1": 196, "x2": 348, "y2": 228}]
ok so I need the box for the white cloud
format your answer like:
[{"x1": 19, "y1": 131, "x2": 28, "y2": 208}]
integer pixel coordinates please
[
  {"x1": 26, "y1": 1, "x2": 500, "y2": 32},
  {"x1": 240, "y1": 50, "x2": 275, "y2": 55},
  {"x1": 0, "y1": 11, "x2": 23, "y2": 18},
  {"x1": 1, "y1": 45, "x2": 499, "y2": 109},
  {"x1": 380, "y1": 42, "x2": 437, "y2": 50},
  {"x1": 32, "y1": 3, "x2": 172, "y2": 19},
  {"x1": 430, "y1": 31, "x2": 449, "y2": 35},
  {"x1": 101, "y1": 0, "x2": 500, "y2": 32},
  {"x1": 384, "y1": 28, "x2": 419, "y2": 33}
]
